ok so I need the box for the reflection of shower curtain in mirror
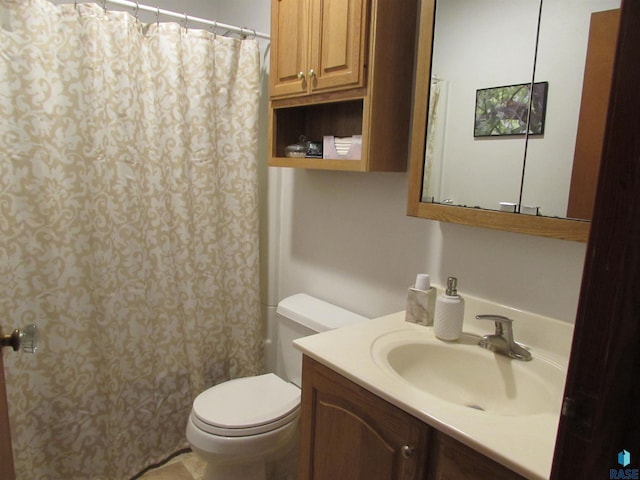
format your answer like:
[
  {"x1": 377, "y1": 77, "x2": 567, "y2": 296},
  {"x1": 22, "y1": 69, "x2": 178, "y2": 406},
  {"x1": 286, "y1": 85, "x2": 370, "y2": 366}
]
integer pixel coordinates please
[
  {"x1": 422, "y1": 76, "x2": 448, "y2": 202},
  {"x1": 0, "y1": 0, "x2": 263, "y2": 478}
]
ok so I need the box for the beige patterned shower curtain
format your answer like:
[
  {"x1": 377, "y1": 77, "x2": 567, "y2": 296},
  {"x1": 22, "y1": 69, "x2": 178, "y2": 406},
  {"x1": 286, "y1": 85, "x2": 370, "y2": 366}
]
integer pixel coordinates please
[{"x1": 0, "y1": 0, "x2": 263, "y2": 478}]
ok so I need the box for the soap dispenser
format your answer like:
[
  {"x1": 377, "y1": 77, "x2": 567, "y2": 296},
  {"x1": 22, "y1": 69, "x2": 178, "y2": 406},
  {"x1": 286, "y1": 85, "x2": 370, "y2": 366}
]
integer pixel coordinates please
[{"x1": 434, "y1": 277, "x2": 465, "y2": 341}]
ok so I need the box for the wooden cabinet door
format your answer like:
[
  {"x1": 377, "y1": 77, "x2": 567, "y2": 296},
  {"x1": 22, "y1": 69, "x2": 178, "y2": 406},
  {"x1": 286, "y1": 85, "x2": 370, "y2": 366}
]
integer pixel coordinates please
[
  {"x1": 429, "y1": 432, "x2": 525, "y2": 480},
  {"x1": 270, "y1": 0, "x2": 368, "y2": 99},
  {"x1": 299, "y1": 357, "x2": 430, "y2": 480},
  {"x1": 308, "y1": 0, "x2": 369, "y2": 93},
  {"x1": 270, "y1": 0, "x2": 310, "y2": 98},
  {"x1": 567, "y1": 9, "x2": 620, "y2": 220}
]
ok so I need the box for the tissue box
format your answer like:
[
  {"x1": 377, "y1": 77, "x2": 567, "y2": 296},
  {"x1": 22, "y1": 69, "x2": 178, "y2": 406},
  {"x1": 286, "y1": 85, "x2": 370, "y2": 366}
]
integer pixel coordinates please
[{"x1": 323, "y1": 135, "x2": 362, "y2": 160}]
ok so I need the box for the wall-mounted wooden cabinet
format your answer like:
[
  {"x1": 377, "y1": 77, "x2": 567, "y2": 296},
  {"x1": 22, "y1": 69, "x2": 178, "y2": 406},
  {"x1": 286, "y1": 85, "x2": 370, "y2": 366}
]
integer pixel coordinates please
[
  {"x1": 299, "y1": 357, "x2": 527, "y2": 480},
  {"x1": 268, "y1": 0, "x2": 418, "y2": 172}
]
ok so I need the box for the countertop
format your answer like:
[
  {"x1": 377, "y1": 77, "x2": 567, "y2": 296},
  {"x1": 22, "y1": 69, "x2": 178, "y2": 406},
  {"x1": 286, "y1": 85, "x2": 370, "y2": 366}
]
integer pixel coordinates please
[{"x1": 294, "y1": 294, "x2": 574, "y2": 480}]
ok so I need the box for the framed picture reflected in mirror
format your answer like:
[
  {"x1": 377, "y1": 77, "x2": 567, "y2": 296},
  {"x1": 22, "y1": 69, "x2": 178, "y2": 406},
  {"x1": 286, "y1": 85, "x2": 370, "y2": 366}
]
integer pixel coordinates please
[{"x1": 474, "y1": 82, "x2": 548, "y2": 137}]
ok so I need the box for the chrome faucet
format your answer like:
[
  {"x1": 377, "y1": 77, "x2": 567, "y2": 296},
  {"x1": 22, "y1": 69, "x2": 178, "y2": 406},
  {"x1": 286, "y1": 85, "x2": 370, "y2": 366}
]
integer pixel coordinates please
[{"x1": 475, "y1": 314, "x2": 532, "y2": 361}]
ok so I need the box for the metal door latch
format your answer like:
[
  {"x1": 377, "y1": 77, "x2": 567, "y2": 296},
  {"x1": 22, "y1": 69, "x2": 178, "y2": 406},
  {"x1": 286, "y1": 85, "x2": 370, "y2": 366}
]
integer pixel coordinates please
[{"x1": 1, "y1": 324, "x2": 38, "y2": 353}]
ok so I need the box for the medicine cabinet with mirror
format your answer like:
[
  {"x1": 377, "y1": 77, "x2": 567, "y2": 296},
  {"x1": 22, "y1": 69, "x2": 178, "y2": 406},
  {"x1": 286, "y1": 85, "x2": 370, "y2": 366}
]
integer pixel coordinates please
[{"x1": 407, "y1": 0, "x2": 621, "y2": 242}]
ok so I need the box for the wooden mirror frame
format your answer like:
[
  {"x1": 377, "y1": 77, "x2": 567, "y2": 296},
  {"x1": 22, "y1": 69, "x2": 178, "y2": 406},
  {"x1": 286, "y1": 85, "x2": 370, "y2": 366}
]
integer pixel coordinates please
[{"x1": 407, "y1": 0, "x2": 590, "y2": 242}]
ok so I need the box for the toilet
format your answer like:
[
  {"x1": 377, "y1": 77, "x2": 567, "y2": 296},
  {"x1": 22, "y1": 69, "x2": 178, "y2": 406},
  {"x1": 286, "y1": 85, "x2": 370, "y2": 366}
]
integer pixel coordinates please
[{"x1": 186, "y1": 293, "x2": 368, "y2": 480}]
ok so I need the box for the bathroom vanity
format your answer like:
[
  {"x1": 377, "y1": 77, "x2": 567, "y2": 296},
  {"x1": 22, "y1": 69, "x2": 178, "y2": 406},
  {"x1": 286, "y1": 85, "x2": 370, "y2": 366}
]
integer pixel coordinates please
[
  {"x1": 299, "y1": 356, "x2": 525, "y2": 479},
  {"x1": 294, "y1": 294, "x2": 573, "y2": 479}
]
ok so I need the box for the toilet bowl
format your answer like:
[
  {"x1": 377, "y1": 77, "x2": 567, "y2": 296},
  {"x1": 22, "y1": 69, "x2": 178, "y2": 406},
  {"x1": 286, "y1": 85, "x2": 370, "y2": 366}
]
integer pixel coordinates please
[
  {"x1": 185, "y1": 294, "x2": 368, "y2": 480},
  {"x1": 186, "y1": 373, "x2": 300, "y2": 480}
]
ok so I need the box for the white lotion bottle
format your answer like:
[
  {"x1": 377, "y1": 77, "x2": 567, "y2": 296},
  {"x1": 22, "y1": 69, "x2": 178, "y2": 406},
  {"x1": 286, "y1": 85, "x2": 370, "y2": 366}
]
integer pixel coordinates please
[
  {"x1": 434, "y1": 277, "x2": 465, "y2": 341},
  {"x1": 405, "y1": 274, "x2": 437, "y2": 326}
]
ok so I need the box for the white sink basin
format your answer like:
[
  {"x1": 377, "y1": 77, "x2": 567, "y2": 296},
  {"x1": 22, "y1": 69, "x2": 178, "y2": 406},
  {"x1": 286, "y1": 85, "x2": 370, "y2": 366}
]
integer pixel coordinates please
[{"x1": 371, "y1": 330, "x2": 565, "y2": 416}]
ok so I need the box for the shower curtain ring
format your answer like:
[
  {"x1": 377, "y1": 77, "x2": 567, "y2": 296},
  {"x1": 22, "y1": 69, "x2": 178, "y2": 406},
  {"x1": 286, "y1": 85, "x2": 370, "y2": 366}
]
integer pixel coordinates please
[
  {"x1": 102, "y1": 0, "x2": 107, "y2": 13},
  {"x1": 156, "y1": 6, "x2": 160, "y2": 26},
  {"x1": 134, "y1": 0, "x2": 139, "y2": 21}
]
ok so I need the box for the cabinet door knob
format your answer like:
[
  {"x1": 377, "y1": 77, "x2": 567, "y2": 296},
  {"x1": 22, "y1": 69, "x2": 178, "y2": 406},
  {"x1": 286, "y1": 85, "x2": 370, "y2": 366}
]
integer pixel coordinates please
[
  {"x1": 297, "y1": 71, "x2": 305, "y2": 80},
  {"x1": 401, "y1": 445, "x2": 414, "y2": 459},
  {"x1": 308, "y1": 68, "x2": 316, "y2": 78}
]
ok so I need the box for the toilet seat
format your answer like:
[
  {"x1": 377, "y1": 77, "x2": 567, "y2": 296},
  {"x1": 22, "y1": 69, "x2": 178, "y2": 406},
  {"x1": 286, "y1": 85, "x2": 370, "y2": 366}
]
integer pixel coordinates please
[{"x1": 191, "y1": 373, "x2": 301, "y2": 437}]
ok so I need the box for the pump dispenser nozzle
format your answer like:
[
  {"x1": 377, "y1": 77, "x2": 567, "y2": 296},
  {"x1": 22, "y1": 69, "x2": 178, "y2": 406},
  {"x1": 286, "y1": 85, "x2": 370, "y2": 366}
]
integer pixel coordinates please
[{"x1": 445, "y1": 277, "x2": 458, "y2": 296}]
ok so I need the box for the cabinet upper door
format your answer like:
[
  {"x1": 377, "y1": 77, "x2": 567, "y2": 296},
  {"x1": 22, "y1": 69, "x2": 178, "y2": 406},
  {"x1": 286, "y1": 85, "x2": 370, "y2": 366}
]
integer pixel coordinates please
[
  {"x1": 270, "y1": 0, "x2": 310, "y2": 98},
  {"x1": 308, "y1": 0, "x2": 369, "y2": 93},
  {"x1": 270, "y1": 0, "x2": 369, "y2": 99}
]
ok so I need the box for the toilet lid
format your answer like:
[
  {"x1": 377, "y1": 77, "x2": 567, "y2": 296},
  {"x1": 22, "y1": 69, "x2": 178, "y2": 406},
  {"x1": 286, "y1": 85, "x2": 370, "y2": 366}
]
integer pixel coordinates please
[{"x1": 192, "y1": 373, "x2": 301, "y2": 437}]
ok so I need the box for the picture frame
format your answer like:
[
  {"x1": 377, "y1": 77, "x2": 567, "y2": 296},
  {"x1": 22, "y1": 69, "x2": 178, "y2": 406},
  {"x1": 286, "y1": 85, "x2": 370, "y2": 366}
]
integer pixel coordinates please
[{"x1": 474, "y1": 82, "x2": 548, "y2": 137}]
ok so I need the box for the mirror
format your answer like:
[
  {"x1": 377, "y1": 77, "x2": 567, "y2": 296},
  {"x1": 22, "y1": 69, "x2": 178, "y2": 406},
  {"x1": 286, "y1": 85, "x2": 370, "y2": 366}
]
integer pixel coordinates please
[
  {"x1": 407, "y1": 0, "x2": 621, "y2": 242},
  {"x1": 423, "y1": 0, "x2": 539, "y2": 212},
  {"x1": 521, "y1": 0, "x2": 620, "y2": 220}
]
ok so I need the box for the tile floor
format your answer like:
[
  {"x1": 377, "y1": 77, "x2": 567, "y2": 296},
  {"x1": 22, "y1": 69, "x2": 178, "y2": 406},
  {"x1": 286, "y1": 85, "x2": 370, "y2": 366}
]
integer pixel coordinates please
[
  {"x1": 137, "y1": 446, "x2": 298, "y2": 480},
  {"x1": 138, "y1": 452, "x2": 206, "y2": 480}
]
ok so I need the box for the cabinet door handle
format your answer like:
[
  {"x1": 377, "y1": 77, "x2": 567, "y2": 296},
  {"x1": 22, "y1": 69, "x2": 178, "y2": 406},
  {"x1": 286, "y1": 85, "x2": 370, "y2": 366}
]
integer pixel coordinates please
[
  {"x1": 308, "y1": 68, "x2": 316, "y2": 78},
  {"x1": 401, "y1": 445, "x2": 414, "y2": 459},
  {"x1": 297, "y1": 71, "x2": 305, "y2": 80}
]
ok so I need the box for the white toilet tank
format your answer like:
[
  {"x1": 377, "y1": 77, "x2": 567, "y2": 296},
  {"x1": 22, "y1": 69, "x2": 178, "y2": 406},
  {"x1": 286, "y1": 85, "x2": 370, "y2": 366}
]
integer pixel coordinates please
[{"x1": 275, "y1": 294, "x2": 368, "y2": 387}]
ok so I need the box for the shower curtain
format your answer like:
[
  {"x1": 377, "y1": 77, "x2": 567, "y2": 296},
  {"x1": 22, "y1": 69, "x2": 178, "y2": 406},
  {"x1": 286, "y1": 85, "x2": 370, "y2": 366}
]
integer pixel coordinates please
[
  {"x1": 422, "y1": 76, "x2": 447, "y2": 203},
  {"x1": 0, "y1": 0, "x2": 263, "y2": 478}
]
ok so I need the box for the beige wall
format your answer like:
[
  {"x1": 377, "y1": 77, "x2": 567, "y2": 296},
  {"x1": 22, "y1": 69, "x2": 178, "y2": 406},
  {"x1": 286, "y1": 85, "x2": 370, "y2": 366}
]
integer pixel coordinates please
[{"x1": 274, "y1": 169, "x2": 586, "y2": 321}]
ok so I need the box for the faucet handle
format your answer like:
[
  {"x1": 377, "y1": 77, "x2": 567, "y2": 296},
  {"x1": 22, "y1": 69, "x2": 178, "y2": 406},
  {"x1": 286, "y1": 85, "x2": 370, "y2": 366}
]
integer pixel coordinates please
[{"x1": 475, "y1": 314, "x2": 513, "y2": 336}]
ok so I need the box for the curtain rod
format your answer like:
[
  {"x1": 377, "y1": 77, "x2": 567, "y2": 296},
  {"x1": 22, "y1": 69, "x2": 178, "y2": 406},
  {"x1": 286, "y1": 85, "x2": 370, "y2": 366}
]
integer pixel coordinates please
[{"x1": 101, "y1": 0, "x2": 270, "y2": 40}]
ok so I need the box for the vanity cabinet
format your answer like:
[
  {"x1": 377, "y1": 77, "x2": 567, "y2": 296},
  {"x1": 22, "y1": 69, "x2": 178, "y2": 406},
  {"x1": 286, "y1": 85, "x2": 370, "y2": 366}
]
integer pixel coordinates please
[
  {"x1": 268, "y1": 0, "x2": 418, "y2": 171},
  {"x1": 270, "y1": 0, "x2": 368, "y2": 99},
  {"x1": 299, "y1": 356, "x2": 526, "y2": 480}
]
